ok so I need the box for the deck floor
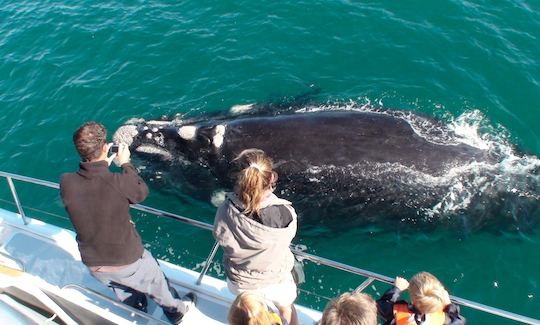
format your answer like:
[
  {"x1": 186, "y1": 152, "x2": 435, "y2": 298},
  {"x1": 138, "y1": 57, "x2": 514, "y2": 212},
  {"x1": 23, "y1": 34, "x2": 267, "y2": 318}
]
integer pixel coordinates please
[
  {"x1": 0, "y1": 211, "x2": 231, "y2": 324},
  {"x1": 0, "y1": 209, "x2": 320, "y2": 324}
]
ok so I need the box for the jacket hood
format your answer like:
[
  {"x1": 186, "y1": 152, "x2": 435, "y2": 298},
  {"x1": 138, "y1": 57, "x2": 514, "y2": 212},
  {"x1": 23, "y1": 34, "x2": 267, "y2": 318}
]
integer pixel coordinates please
[{"x1": 224, "y1": 192, "x2": 296, "y2": 248}]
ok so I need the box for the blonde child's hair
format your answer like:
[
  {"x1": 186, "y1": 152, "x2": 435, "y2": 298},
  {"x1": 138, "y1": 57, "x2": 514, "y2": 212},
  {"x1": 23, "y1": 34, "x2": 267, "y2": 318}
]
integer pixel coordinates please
[
  {"x1": 228, "y1": 292, "x2": 277, "y2": 325},
  {"x1": 320, "y1": 291, "x2": 377, "y2": 325},
  {"x1": 233, "y1": 149, "x2": 275, "y2": 216},
  {"x1": 409, "y1": 272, "x2": 451, "y2": 314}
]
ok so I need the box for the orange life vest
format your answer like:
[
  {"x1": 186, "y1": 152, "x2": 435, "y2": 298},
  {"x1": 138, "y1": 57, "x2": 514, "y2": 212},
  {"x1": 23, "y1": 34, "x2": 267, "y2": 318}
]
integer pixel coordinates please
[
  {"x1": 269, "y1": 310, "x2": 283, "y2": 325},
  {"x1": 393, "y1": 303, "x2": 446, "y2": 325}
]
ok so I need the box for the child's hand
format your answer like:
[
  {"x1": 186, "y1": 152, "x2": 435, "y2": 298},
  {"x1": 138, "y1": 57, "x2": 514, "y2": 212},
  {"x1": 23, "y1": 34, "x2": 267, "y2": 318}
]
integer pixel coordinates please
[{"x1": 395, "y1": 277, "x2": 409, "y2": 291}]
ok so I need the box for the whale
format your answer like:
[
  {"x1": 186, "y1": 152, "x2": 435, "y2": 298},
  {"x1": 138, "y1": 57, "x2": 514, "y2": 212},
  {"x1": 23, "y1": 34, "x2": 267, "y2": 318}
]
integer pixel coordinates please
[
  {"x1": 113, "y1": 108, "x2": 539, "y2": 231},
  {"x1": 114, "y1": 111, "x2": 489, "y2": 174}
]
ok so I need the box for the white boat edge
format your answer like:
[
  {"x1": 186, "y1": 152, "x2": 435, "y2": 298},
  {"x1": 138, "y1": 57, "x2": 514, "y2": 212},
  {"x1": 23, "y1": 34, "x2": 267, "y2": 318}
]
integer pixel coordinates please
[{"x1": 0, "y1": 207, "x2": 322, "y2": 324}]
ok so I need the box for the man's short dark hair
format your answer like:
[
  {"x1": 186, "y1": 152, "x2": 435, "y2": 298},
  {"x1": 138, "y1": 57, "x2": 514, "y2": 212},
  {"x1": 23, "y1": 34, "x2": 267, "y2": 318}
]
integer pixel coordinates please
[{"x1": 73, "y1": 122, "x2": 106, "y2": 161}]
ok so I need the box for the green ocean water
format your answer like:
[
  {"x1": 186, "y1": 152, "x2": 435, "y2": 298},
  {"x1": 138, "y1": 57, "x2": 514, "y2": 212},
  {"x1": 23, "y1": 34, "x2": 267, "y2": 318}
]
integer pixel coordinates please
[{"x1": 1, "y1": 1, "x2": 539, "y2": 324}]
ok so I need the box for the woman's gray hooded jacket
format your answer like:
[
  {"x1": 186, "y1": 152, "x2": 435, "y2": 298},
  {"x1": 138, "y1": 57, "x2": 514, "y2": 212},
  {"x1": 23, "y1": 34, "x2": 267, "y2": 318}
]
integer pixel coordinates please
[{"x1": 213, "y1": 192, "x2": 297, "y2": 290}]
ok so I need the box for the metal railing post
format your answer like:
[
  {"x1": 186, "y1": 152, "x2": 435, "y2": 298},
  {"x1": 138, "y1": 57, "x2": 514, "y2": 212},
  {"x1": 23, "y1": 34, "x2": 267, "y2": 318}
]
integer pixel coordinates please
[
  {"x1": 354, "y1": 277, "x2": 375, "y2": 293},
  {"x1": 196, "y1": 241, "x2": 220, "y2": 285},
  {"x1": 6, "y1": 177, "x2": 28, "y2": 225}
]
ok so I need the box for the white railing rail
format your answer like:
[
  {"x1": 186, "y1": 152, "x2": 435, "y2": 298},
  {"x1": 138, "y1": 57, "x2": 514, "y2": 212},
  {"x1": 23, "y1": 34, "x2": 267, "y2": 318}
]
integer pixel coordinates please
[{"x1": 1, "y1": 170, "x2": 538, "y2": 325}]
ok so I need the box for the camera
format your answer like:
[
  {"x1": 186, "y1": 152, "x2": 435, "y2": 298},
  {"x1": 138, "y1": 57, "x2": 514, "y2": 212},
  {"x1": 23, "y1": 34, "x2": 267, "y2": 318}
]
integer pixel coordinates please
[{"x1": 108, "y1": 144, "x2": 119, "y2": 156}]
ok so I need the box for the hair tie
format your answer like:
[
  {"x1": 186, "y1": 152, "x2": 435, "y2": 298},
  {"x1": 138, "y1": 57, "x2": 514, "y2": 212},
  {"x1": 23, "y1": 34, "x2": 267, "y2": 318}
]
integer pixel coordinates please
[{"x1": 249, "y1": 163, "x2": 263, "y2": 172}]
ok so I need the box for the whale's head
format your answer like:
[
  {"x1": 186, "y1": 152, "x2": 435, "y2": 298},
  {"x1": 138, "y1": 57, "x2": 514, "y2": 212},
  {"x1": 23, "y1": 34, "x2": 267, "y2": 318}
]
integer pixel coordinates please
[{"x1": 113, "y1": 118, "x2": 226, "y2": 162}]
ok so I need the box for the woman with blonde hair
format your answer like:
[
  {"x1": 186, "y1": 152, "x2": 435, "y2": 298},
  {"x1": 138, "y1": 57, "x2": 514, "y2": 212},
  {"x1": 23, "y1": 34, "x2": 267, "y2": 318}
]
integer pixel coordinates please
[
  {"x1": 214, "y1": 149, "x2": 299, "y2": 325},
  {"x1": 228, "y1": 292, "x2": 284, "y2": 325}
]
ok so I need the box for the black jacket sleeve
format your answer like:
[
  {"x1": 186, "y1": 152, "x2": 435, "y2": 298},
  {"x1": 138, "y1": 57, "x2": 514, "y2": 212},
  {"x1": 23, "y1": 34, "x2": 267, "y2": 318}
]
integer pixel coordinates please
[
  {"x1": 119, "y1": 163, "x2": 148, "y2": 203},
  {"x1": 258, "y1": 205, "x2": 293, "y2": 228},
  {"x1": 377, "y1": 286, "x2": 402, "y2": 325},
  {"x1": 444, "y1": 303, "x2": 466, "y2": 325}
]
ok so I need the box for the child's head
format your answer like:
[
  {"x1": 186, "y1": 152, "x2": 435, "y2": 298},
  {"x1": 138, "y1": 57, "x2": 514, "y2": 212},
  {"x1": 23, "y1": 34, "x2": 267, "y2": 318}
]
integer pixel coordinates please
[
  {"x1": 320, "y1": 291, "x2": 377, "y2": 325},
  {"x1": 228, "y1": 292, "x2": 276, "y2": 325},
  {"x1": 409, "y1": 272, "x2": 451, "y2": 314}
]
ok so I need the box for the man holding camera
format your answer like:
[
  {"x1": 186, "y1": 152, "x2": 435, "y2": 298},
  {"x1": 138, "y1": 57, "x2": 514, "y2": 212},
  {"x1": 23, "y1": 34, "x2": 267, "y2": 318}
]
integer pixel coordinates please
[{"x1": 60, "y1": 121, "x2": 195, "y2": 324}]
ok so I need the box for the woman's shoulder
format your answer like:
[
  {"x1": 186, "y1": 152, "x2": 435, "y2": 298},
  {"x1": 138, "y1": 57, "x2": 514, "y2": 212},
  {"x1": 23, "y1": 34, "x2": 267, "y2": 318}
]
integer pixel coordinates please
[
  {"x1": 263, "y1": 193, "x2": 293, "y2": 206},
  {"x1": 257, "y1": 205, "x2": 293, "y2": 228}
]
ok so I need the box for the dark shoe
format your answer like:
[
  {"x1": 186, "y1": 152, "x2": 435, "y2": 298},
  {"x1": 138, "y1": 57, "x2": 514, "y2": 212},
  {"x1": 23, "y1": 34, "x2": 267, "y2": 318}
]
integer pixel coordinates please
[
  {"x1": 163, "y1": 309, "x2": 184, "y2": 325},
  {"x1": 163, "y1": 292, "x2": 197, "y2": 324},
  {"x1": 181, "y1": 292, "x2": 197, "y2": 313},
  {"x1": 119, "y1": 288, "x2": 147, "y2": 313},
  {"x1": 132, "y1": 294, "x2": 148, "y2": 313}
]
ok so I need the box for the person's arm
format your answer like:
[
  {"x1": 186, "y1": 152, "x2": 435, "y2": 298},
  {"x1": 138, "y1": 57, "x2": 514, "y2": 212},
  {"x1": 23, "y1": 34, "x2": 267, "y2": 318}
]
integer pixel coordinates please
[
  {"x1": 114, "y1": 143, "x2": 148, "y2": 203},
  {"x1": 377, "y1": 286, "x2": 401, "y2": 323},
  {"x1": 59, "y1": 174, "x2": 67, "y2": 204},
  {"x1": 120, "y1": 163, "x2": 148, "y2": 203},
  {"x1": 444, "y1": 303, "x2": 466, "y2": 325},
  {"x1": 213, "y1": 202, "x2": 229, "y2": 242},
  {"x1": 377, "y1": 277, "x2": 409, "y2": 324}
]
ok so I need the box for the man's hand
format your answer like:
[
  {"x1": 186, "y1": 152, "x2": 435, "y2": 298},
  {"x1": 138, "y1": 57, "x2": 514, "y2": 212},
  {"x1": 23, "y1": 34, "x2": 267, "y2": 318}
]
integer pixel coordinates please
[
  {"x1": 395, "y1": 276, "x2": 409, "y2": 291},
  {"x1": 105, "y1": 143, "x2": 117, "y2": 166},
  {"x1": 114, "y1": 142, "x2": 131, "y2": 167}
]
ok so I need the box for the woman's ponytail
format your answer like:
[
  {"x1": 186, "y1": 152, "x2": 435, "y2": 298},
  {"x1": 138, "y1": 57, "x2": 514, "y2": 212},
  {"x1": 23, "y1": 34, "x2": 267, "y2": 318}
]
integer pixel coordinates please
[{"x1": 234, "y1": 149, "x2": 274, "y2": 216}]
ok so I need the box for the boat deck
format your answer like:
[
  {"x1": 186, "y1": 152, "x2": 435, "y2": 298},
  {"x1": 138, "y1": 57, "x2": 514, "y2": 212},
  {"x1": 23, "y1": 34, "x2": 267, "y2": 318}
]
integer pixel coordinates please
[{"x1": 0, "y1": 208, "x2": 320, "y2": 324}]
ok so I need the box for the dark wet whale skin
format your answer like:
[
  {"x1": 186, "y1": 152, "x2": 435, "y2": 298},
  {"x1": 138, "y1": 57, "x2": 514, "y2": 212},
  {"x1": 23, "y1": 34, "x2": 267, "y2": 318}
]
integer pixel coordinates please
[{"x1": 117, "y1": 110, "x2": 509, "y2": 229}]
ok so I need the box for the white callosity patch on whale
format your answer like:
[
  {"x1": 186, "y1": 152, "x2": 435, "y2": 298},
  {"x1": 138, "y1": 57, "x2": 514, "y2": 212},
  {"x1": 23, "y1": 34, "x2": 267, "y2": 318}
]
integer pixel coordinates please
[
  {"x1": 135, "y1": 144, "x2": 173, "y2": 160},
  {"x1": 146, "y1": 120, "x2": 172, "y2": 127},
  {"x1": 150, "y1": 131, "x2": 166, "y2": 147},
  {"x1": 211, "y1": 189, "x2": 227, "y2": 207},
  {"x1": 178, "y1": 125, "x2": 197, "y2": 140},
  {"x1": 213, "y1": 124, "x2": 226, "y2": 148},
  {"x1": 112, "y1": 125, "x2": 139, "y2": 147},
  {"x1": 230, "y1": 103, "x2": 255, "y2": 115}
]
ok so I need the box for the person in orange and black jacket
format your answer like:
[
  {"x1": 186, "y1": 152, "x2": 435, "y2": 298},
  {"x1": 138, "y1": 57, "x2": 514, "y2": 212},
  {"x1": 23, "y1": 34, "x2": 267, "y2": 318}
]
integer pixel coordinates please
[{"x1": 377, "y1": 272, "x2": 466, "y2": 325}]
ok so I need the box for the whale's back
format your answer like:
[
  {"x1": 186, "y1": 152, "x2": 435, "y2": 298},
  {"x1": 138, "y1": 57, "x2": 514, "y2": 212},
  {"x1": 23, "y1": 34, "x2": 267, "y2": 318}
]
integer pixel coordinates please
[{"x1": 221, "y1": 111, "x2": 486, "y2": 175}]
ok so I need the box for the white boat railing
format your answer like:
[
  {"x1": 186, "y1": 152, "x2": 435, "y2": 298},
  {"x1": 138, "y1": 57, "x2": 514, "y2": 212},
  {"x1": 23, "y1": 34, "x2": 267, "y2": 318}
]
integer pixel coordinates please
[{"x1": 1, "y1": 170, "x2": 539, "y2": 325}]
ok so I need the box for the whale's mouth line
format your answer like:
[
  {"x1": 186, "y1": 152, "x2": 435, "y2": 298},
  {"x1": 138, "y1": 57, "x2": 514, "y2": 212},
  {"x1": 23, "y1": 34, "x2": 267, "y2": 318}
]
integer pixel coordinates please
[{"x1": 134, "y1": 144, "x2": 173, "y2": 161}]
